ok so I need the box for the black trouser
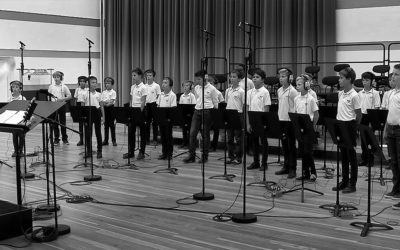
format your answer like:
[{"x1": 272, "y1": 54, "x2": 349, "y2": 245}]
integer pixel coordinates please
[
  {"x1": 386, "y1": 124, "x2": 400, "y2": 194},
  {"x1": 145, "y1": 102, "x2": 158, "y2": 142},
  {"x1": 360, "y1": 114, "x2": 374, "y2": 162},
  {"x1": 340, "y1": 120, "x2": 358, "y2": 187},
  {"x1": 281, "y1": 121, "x2": 297, "y2": 171},
  {"x1": 211, "y1": 128, "x2": 219, "y2": 149},
  {"x1": 77, "y1": 102, "x2": 84, "y2": 142},
  {"x1": 103, "y1": 105, "x2": 116, "y2": 143},
  {"x1": 160, "y1": 123, "x2": 173, "y2": 157},
  {"x1": 189, "y1": 109, "x2": 212, "y2": 157},
  {"x1": 52, "y1": 105, "x2": 68, "y2": 141},
  {"x1": 227, "y1": 115, "x2": 243, "y2": 160},
  {"x1": 128, "y1": 110, "x2": 146, "y2": 154},
  {"x1": 299, "y1": 131, "x2": 316, "y2": 177},
  {"x1": 12, "y1": 133, "x2": 24, "y2": 153},
  {"x1": 85, "y1": 109, "x2": 102, "y2": 153},
  {"x1": 252, "y1": 131, "x2": 268, "y2": 165}
]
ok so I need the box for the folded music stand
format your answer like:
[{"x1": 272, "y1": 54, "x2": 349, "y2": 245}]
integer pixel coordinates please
[
  {"x1": 173, "y1": 104, "x2": 198, "y2": 159},
  {"x1": 209, "y1": 108, "x2": 240, "y2": 182},
  {"x1": 247, "y1": 111, "x2": 277, "y2": 188},
  {"x1": 319, "y1": 118, "x2": 358, "y2": 217},
  {"x1": 350, "y1": 125, "x2": 393, "y2": 236},
  {"x1": 317, "y1": 105, "x2": 337, "y2": 176},
  {"x1": 366, "y1": 109, "x2": 390, "y2": 186},
  {"x1": 284, "y1": 113, "x2": 324, "y2": 202}
]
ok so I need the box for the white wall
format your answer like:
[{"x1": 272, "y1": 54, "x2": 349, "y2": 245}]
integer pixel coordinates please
[{"x1": 0, "y1": 0, "x2": 101, "y2": 101}]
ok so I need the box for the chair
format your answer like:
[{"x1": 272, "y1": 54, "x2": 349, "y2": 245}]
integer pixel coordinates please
[
  {"x1": 333, "y1": 64, "x2": 350, "y2": 72},
  {"x1": 322, "y1": 76, "x2": 339, "y2": 93},
  {"x1": 305, "y1": 65, "x2": 321, "y2": 92},
  {"x1": 372, "y1": 65, "x2": 390, "y2": 89},
  {"x1": 353, "y1": 78, "x2": 363, "y2": 91}
]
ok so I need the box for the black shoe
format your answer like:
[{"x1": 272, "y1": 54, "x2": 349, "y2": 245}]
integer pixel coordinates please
[
  {"x1": 247, "y1": 162, "x2": 260, "y2": 170},
  {"x1": 275, "y1": 168, "x2": 289, "y2": 175},
  {"x1": 342, "y1": 185, "x2": 356, "y2": 194},
  {"x1": 226, "y1": 158, "x2": 234, "y2": 164},
  {"x1": 178, "y1": 144, "x2": 187, "y2": 149},
  {"x1": 198, "y1": 156, "x2": 208, "y2": 163},
  {"x1": 296, "y1": 175, "x2": 310, "y2": 181},
  {"x1": 97, "y1": 152, "x2": 102, "y2": 159},
  {"x1": 332, "y1": 181, "x2": 347, "y2": 191},
  {"x1": 158, "y1": 154, "x2": 167, "y2": 160},
  {"x1": 287, "y1": 170, "x2": 296, "y2": 179},
  {"x1": 183, "y1": 155, "x2": 195, "y2": 163},
  {"x1": 259, "y1": 164, "x2": 268, "y2": 171},
  {"x1": 232, "y1": 158, "x2": 242, "y2": 165},
  {"x1": 209, "y1": 147, "x2": 216, "y2": 152},
  {"x1": 137, "y1": 152, "x2": 145, "y2": 160},
  {"x1": 123, "y1": 153, "x2": 134, "y2": 159},
  {"x1": 112, "y1": 141, "x2": 117, "y2": 146},
  {"x1": 77, "y1": 141, "x2": 83, "y2": 146},
  {"x1": 53, "y1": 140, "x2": 60, "y2": 145},
  {"x1": 358, "y1": 160, "x2": 368, "y2": 167},
  {"x1": 11, "y1": 151, "x2": 17, "y2": 157},
  {"x1": 102, "y1": 141, "x2": 108, "y2": 146},
  {"x1": 63, "y1": 140, "x2": 69, "y2": 145},
  {"x1": 84, "y1": 153, "x2": 93, "y2": 158}
]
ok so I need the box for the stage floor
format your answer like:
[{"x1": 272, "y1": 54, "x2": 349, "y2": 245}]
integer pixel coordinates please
[{"x1": 0, "y1": 119, "x2": 399, "y2": 250}]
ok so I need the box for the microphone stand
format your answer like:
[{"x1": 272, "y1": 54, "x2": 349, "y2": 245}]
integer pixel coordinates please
[
  {"x1": 84, "y1": 38, "x2": 101, "y2": 182},
  {"x1": 232, "y1": 21, "x2": 257, "y2": 224},
  {"x1": 193, "y1": 29, "x2": 214, "y2": 201}
]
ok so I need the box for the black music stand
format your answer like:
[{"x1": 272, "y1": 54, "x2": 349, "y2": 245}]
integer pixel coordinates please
[
  {"x1": 266, "y1": 104, "x2": 283, "y2": 166},
  {"x1": 247, "y1": 111, "x2": 277, "y2": 188},
  {"x1": 350, "y1": 125, "x2": 393, "y2": 237},
  {"x1": 366, "y1": 109, "x2": 390, "y2": 186},
  {"x1": 319, "y1": 118, "x2": 358, "y2": 217},
  {"x1": 317, "y1": 106, "x2": 336, "y2": 177},
  {"x1": 173, "y1": 104, "x2": 198, "y2": 159},
  {"x1": 70, "y1": 106, "x2": 99, "y2": 169},
  {"x1": 153, "y1": 107, "x2": 179, "y2": 175},
  {"x1": 209, "y1": 109, "x2": 239, "y2": 182},
  {"x1": 284, "y1": 113, "x2": 324, "y2": 202},
  {"x1": 115, "y1": 107, "x2": 143, "y2": 169}
]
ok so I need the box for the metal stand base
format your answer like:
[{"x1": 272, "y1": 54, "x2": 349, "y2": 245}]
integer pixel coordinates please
[
  {"x1": 193, "y1": 192, "x2": 214, "y2": 201},
  {"x1": 319, "y1": 203, "x2": 357, "y2": 217},
  {"x1": 350, "y1": 221, "x2": 393, "y2": 237},
  {"x1": 21, "y1": 172, "x2": 35, "y2": 179},
  {"x1": 84, "y1": 175, "x2": 102, "y2": 181},
  {"x1": 231, "y1": 213, "x2": 257, "y2": 223}
]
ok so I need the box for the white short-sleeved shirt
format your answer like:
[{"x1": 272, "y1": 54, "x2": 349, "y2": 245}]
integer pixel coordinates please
[
  {"x1": 179, "y1": 92, "x2": 196, "y2": 104},
  {"x1": 337, "y1": 88, "x2": 361, "y2": 121},
  {"x1": 83, "y1": 91, "x2": 102, "y2": 109},
  {"x1": 194, "y1": 83, "x2": 219, "y2": 110},
  {"x1": 130, "y1": 82, "x2": 147, "y2": 107},
  {"x1": 381, "y1": 89, "x2": 394, "y2": 109},
  {"x1": 225, "y1": 86, "x2": 245, "y2": 113},
  {"x1": 216, "y1": 89, "x2": 224, "y2": 103},
  {"x1": 358, "y1": 88, "x2": 381, "y2": 114},
  {"x1": 387, "y1": 89, "x2": 400, "y2": 126},
  {"x1": 239, "y1": 78, "x2": 254, "y2": 90},
  {"x1": 74, "y1": 87, "x2": 88, "y2": 103},
  {"x1": 278, "y1": 85, "x2": 297, "y2": 121},
  {"x1": 101, "y1": 89, "x2": 116, "y2": 104},
  {"x1": 157, "y1": 91, "x2": 177, "y2": 108},
  {"x1": 294, "y1": 93, "x2": 319, "y2": 121},
  {"x1": 8, "y1": 95, "x2": 26, "y2": 102},
  {"x1": 246, "y1": 86, "x2": 271, "y2": 112},
  {"x1": 48, "y1": 84, "x2": 71, "y2": 102},
  {"x1": 145, "y1": 82, "x2": 161, "y2": 104}
]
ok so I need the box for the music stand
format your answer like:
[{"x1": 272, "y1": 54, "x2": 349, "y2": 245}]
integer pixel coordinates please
[
  {"x1": 316, "y1": 105, "x2": 336, "y2": 177},
  {"x1": 366, "y1": 109, "x2": 390, "y2": 186},
  {"x1": 247, "y1": 111, "x2": 277, "y2": 188},
  {"x1": 114, "y1": 107, "x2": 143, "y2": 169},
  {"x1": 173, "y1": 104, "x2": 199, "y2": 159},
  {"x1": 350, "y1": 125, "x2": 393, "y2": 237},
  {"x1": 284, "y1": 113, "x2": 324, "y2": 202},
  {"x1": 319, "y1": 118, "x2": 358, "y2": 217},
  {"x1": 266, "y1": 104, "x2": 282, "y2": 166},
  {"x1": 69, "y1": 106, "x2": 99, "y2": 169},
  {"x1": 153, "y1": 107, "x2": 179, "y2": 175},
  {"x1": 209, "y1": 109, "x2": 239, "y2": 182}
]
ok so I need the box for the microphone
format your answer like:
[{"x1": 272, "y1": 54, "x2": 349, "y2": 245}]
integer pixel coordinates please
[
  {"x1": 86, "y1": 38, "x2": 94, "y2": 45},
  {"x1": 19, "y1": 41, "x2": 26, "y2": 47},
  {"x1": 201, "y1": 28, "x2": 214, "y2": 36},
  {"x1": 238, "y1": 22, "x2": 261, "y2": 29}
]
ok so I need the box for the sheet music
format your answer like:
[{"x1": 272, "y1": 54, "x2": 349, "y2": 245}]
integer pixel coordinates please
[
  {"x1": 0, "y1": 110, "x2": 25, "y2": 124},
  {"x1": 0, "y1": 110, "x2": 18, "y2": 123}
]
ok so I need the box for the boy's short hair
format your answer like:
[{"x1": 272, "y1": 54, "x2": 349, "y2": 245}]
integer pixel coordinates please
[
  {"x1": 132, "y1": 67, "x2": 143, "y2": 76},
  {"x1": 248, "y1": 68, "x2": 256, "y2": 77},
  {"x1": 361, "y1": 72, "x2": 375, "y2": 81},
  {"x1": 339, "y1": 67, "x2": 356, "y2": 83},
  {"x1": 252, "y1": 68, "x2": 266, "y2": 79},
  {"x1": 207, "y1": 74, "x2": 217, "y2": 84},
  {"x1": 88, "y1": 76, "x2": 97, "y2": 82},
  {"x1": 277, "y1": 67, "x2": 293, "y2": 76},
  {"x1": 104, "y1": 77, "x2": 115, "y2": 85},
  {"x1": 163, "y1": 77, "x2": 173, "y2": 87},
  {"x1": 144, "y1": 69, "x2": 156, "y2": 77},
  {"x1": 194, "y1": 70, "x2": 207, "y2": 78},
  {"x1": 10, "y1": 80, "x2": 23, "y2": 91},
  {"x1": 183, "y1": 80, "x2": 193, "y2": 89},
  {"x1": 237, "y1": 63, "x2": 246, "y2": 71},
  {"x1": 53, "y1": 71, "x2": 64, "y2": 80},
  {"x1": 78, "y1": 76, "x2": 88, "y2": 83},
  {"x1": 230, "y1": 69, "x2": 242, "y2": 78}
]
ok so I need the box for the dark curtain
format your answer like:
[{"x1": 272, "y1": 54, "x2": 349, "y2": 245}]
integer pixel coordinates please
[{"x1": 104, "y1": 0, "x2": 336, "y2": 106}]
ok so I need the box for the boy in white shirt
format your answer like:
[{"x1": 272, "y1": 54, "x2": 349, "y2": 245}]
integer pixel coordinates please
[
  {"x1": 101, "y1": 77, "x2": 117, "y2": 146},
  {"x1": 9, "y1": 81, "x2": 26, "y2": 157},
  {"x1": 294, "y1": 75, "x2": 319, "y2": 181},
  {"x1": 144, "y1": 69, "x2": 161, "y2": 145},
  {"x1": 48, "y1": 71, "x2": 72, "y2": 145},
  {"x1": 358, "y1": 72, "x2": 381, "y2": 167},
  {"x1": 178, "y1": 80, "x2": 196, "y2": 148},
  {"x1": 208, "y1": 74, "x2": 224, "y2": 152},
  {"x1": 157, "y1": 77, "x2": 177, "y2": 160},
  {"x1": 74, "y1": 76, "x2": 88, "y2": 146}
]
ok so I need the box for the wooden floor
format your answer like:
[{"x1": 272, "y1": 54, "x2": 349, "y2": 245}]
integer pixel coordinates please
[{"x1": 0, "y1": 119, "x2": 399, "y2": 250}]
